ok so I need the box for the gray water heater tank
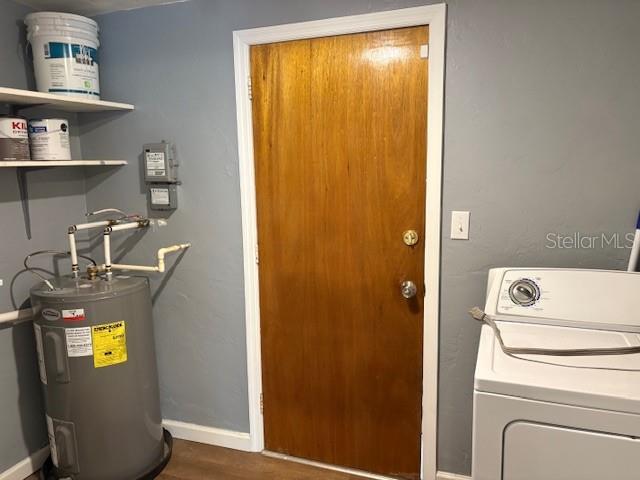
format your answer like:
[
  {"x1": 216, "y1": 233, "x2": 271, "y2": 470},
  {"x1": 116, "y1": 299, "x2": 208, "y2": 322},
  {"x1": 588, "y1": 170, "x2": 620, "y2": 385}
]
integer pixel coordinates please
[{"x1": 31, "y1": 275, "x2": 171, "y2": 479}]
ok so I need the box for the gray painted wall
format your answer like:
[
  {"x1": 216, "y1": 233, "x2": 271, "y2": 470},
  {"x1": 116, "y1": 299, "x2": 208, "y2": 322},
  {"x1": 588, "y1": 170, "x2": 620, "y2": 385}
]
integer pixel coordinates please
[
  {"x1": 0, "y1": 0, "x2": 90, "y2": 471},
  {"x1": 80, "y1": 0, "x2": 640, "y2": 476},
  {"x1": 79, "y1": 0, "x2": 640, "y2": 475},
  {"x1": 1, "y1": 0, "x2": 638, "y2": 476},
  {"x1": 438, "y1": 0, "x2": 640, "y2": 471}
]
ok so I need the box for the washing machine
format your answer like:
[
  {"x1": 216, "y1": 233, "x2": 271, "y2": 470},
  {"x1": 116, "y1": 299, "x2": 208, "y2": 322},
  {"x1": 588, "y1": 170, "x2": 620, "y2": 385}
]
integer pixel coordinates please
[{"x1": 472, "y1": 268, "x2": 640, "y2": 480}]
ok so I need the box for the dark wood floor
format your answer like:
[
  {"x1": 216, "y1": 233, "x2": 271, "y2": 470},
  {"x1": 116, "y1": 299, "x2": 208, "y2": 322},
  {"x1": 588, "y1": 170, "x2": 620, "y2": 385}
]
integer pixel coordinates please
[{"x1": 28, "y1": 439, "x2": 362, "y2": 479}]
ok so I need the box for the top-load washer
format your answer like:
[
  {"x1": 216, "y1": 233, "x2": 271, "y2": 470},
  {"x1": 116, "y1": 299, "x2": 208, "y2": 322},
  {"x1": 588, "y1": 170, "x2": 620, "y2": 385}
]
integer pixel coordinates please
[{"x1": 472, "y1": 268, "x2": 640, "y2": 480}]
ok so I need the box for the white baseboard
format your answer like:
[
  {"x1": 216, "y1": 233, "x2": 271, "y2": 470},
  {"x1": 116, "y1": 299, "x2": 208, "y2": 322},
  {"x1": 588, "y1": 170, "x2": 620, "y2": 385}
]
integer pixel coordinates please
[
  {"x1": 436, "y1": 472, "x2": 472, "y2": 480},
  {"x1": 162, "y1": 419, "x2": 252, "y2": 452},
  {"x1": 0, "y1": 446, "x2": 49, "y2": 480}
]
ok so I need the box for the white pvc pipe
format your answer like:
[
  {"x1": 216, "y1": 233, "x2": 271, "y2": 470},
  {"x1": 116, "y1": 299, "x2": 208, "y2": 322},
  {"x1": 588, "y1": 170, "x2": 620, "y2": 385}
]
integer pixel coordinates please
[
  {"x1": 110, "y1": 222, "x2": 144, "y2": 232},
  {"x1": 68, "y1": 232, "x2": 79, "y2": 276},
  {"x1": 628, "y1": 230, "x2": 640, "y2": 272},
  {"x1": 110, "y1": 243, "x2": 191, "y2": 274},
  {"x1": 157, "y1": 244, "x2": 192, "y2": 272},
  {"x1": 103, "y1": 232, "x2": 112, "y2": 268},
  {"x1": 0, "y1": 309, "x2": 33, "y2": 326},
  {"x1": 110, "y1": 264, "x2": 160, "y2": 273},
  {"x1": 67, "y1": 220, "x2": 113, "y2": 277},
  {"x1": 74, "y1": 220, "x2": 110, "y2": 231},
  {"x1": 102, "y1": 222, "x2": 147, "y2": 280}
]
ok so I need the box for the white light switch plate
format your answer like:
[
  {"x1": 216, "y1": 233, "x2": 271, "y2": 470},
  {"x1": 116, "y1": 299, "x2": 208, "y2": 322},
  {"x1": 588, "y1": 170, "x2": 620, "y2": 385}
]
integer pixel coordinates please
[{"x1": 451, "y1": 211, "x2": 470, "y2": 240}]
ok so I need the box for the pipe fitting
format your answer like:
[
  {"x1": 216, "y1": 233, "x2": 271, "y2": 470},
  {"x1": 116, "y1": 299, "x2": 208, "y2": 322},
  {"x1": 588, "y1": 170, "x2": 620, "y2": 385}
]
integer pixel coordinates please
[{"x1": 87, "y1": 266, "x2": 99, "y2": 280}]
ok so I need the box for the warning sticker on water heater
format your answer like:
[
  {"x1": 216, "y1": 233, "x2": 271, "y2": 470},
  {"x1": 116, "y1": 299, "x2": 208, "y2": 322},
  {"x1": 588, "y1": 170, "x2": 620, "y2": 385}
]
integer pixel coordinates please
[
  {"x1": 92, "y1": 321, "x2": 127, "y2": 368},
  {"x1": 62, "y1": 308, "x2": 86, "y2": 322},
  {"x1": 65, "y1": 327, "x2": 93, "y2": 357}
]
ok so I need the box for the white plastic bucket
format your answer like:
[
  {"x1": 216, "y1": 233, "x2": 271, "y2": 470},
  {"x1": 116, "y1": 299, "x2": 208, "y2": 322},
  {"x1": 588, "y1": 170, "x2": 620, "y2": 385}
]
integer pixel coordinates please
[
  {"x1": 25, "y1": 12, "x2": 100, "y2": 99},
  {"x1": 29, "y1": 118, "x2": 71, "y2": 161}
]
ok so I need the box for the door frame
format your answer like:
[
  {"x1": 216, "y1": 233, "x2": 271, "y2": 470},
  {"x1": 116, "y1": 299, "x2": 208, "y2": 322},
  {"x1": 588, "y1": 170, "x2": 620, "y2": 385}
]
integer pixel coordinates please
[{"x1": 233, "y1": 5, "x2": 446, "y2": 480}]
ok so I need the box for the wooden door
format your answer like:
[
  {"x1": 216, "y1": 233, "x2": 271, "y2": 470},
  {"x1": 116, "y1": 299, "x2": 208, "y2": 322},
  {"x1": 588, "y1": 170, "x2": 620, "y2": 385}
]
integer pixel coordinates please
[{"x1": 251, "y1": 26, "x2": 428, "y2": 480}]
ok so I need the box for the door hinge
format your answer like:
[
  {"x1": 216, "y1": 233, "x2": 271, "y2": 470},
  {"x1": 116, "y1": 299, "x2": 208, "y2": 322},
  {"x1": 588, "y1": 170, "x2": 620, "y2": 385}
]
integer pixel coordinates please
[
  {"x1": 420, "y1": 44, "x2": 429, "y2": 59},
  {"x1": 255, "y1": 243, "x2": 259, "y2": 264},
  {"x1": 247, "y1": 76, "x2": 253, "y2": 100},
  {"x1": 260, "y1": 393, "x2": 264, "y2": 414}
]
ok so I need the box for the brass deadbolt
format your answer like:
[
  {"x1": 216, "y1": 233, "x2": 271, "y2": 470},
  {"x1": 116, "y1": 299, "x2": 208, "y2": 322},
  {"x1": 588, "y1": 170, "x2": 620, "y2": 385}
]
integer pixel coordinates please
[{"x1": 403, "y1": 230, "x2": 419, "y2": 246}]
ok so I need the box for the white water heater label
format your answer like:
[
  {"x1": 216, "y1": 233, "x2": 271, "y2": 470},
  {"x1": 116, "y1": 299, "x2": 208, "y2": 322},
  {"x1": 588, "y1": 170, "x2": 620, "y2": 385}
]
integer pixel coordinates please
[
  {"x1": 34, "y1": 324, "x2": 47, "y2": 384},
  {"x1": 46, "y1": 415, "x2": 59, "y2": 467},
  {"x1": 62, "y1": 308, "x2": 86, "y2": 322},
  {"x1": 145, "y1": 151, "x2": 165, "y2": 177},
  {"x1": 65, "y1": 327, "x2": 93, "y2": 357}
]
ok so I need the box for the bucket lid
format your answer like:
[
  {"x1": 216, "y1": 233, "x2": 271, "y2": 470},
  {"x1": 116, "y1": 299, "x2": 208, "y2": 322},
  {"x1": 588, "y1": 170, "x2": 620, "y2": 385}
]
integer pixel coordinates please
[
  {"x1": 25, "y1": 11, "x2": 98, "y2": 32},
  {"x1": 29, "y1": 118, "x2": 69, "y2": 123}
]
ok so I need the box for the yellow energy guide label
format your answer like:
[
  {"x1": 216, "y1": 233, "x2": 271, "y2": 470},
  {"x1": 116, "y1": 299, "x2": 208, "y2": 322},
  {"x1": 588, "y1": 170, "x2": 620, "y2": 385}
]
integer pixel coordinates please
[{"x1": 91, "y1": 321, "x2": 127, "y2": 368}]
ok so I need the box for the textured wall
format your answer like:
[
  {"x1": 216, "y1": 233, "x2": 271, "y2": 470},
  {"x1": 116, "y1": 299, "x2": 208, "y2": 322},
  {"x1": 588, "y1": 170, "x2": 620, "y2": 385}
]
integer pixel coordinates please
[
  {"x1": 0, "y1": 0, "x2": 90, "y2": 471},
  {"x1": 76, "y1": 0, "x2": 640, "y2": 476},
  {"x1": 438, "y1": 0, "x2": 640, "y2": 471}
]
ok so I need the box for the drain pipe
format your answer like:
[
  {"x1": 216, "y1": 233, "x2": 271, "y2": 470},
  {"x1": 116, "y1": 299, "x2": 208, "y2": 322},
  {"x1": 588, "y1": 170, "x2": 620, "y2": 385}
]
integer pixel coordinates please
[
  {"x1": 0, "y1": 308, "x2": 33, "y2": 327},
  {"x1": 110, "y1": 243, "x2": 192, "y2": 273}
]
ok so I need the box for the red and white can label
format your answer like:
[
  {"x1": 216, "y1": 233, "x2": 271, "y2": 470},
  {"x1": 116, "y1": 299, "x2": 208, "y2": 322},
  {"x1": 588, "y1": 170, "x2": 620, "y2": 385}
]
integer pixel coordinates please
[{"x1": 62, "y1": 308, "x2": 86, "y2": 322}]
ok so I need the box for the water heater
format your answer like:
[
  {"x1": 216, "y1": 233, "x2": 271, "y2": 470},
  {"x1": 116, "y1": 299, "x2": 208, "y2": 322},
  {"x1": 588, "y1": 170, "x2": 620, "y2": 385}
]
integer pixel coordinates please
[{"x1": 31, "y1": 275, "x2": 171, "y2": 479}]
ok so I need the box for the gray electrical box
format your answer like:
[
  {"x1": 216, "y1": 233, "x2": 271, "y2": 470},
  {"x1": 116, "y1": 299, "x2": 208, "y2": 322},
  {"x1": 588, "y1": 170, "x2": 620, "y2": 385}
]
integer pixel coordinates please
[
  {"x1": 143, "y1": 141, "x2": 179, "y2": 183},
  {"x1": 148, "y1": 184, "x2": 178, "y2": 211}
]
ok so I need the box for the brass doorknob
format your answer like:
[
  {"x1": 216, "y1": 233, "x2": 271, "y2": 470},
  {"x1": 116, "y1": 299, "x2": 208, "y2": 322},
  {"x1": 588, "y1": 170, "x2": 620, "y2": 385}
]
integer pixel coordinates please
[
  {"x1": 401, "y1": 281, "x2": 418, "y2": 299},
  {"x1": 403, "y1": 230, "x2": 419, "y2": 246}
]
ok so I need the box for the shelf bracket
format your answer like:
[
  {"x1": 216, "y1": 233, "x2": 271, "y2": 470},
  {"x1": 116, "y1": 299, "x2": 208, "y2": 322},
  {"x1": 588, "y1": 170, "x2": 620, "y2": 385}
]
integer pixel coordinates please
[{"x1": 16, "y1": 168, "x2": 32, "y2": 240}]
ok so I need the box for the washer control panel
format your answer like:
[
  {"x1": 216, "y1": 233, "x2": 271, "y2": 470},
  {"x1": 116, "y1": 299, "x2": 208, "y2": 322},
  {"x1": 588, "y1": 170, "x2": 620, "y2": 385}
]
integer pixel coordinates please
[{"x1": 492, "y1": 268, "x2": 640, "y2": 330}]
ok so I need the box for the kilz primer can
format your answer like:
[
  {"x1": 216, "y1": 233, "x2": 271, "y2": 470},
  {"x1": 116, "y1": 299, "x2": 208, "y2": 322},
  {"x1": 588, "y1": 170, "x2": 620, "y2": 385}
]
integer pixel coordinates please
[
  {"x1": 29, "y1": 119, "x2": 72, "y2": 161},
  {"x1": 0, "y1": 116, "x2": 30, "y2": 161}
]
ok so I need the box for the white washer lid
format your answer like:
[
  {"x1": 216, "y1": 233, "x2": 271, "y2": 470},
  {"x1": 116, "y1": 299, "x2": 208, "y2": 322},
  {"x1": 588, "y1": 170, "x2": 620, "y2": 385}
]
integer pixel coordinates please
[{"x1": 475, "y1": 321, "x2": 640, "y2": 414}]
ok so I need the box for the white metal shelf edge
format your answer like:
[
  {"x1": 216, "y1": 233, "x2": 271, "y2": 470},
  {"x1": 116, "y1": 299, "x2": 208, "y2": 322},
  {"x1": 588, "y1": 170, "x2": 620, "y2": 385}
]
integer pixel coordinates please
[
  {"x1": 0, "y1": 87, "x2": 134, "y2": 112},
  {"x1": 0, "y1": 160, "x2": 128, "y2": 167}
]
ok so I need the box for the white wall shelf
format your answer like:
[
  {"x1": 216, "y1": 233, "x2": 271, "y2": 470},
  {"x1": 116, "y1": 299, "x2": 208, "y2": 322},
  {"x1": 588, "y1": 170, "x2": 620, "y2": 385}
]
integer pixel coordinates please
[
  {"x1": 0, "y1": 87, "x2": 134, "y2": 112},
  {"x1": 0, "y1": 88, "x2": 133, "y2": 240},
  {"x1": 0, "y1": 160, "x2": 128, "y2": 167}
]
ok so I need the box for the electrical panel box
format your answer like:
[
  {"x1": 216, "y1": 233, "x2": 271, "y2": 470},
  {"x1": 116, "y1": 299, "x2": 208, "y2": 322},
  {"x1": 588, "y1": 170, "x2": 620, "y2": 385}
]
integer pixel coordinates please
[
  {"x1": 144, "y1": 141, "x2": 179, "y2": 183},
  {"x1": 148, "y1": 185, "x2": 178, "y2": 211}
]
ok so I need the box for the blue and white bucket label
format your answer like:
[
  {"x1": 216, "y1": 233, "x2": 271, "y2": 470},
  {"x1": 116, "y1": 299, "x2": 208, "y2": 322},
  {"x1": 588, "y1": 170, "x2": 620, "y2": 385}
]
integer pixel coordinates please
[{"x1": 42, "y1": 42, "x2": 100, "y2": 96}]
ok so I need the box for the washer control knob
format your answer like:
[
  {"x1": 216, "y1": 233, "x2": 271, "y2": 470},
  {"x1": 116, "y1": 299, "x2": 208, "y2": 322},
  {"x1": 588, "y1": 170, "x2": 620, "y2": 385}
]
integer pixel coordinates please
[{"x1": 509, "y1": 279, "x2": 540, "y2": 306}]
